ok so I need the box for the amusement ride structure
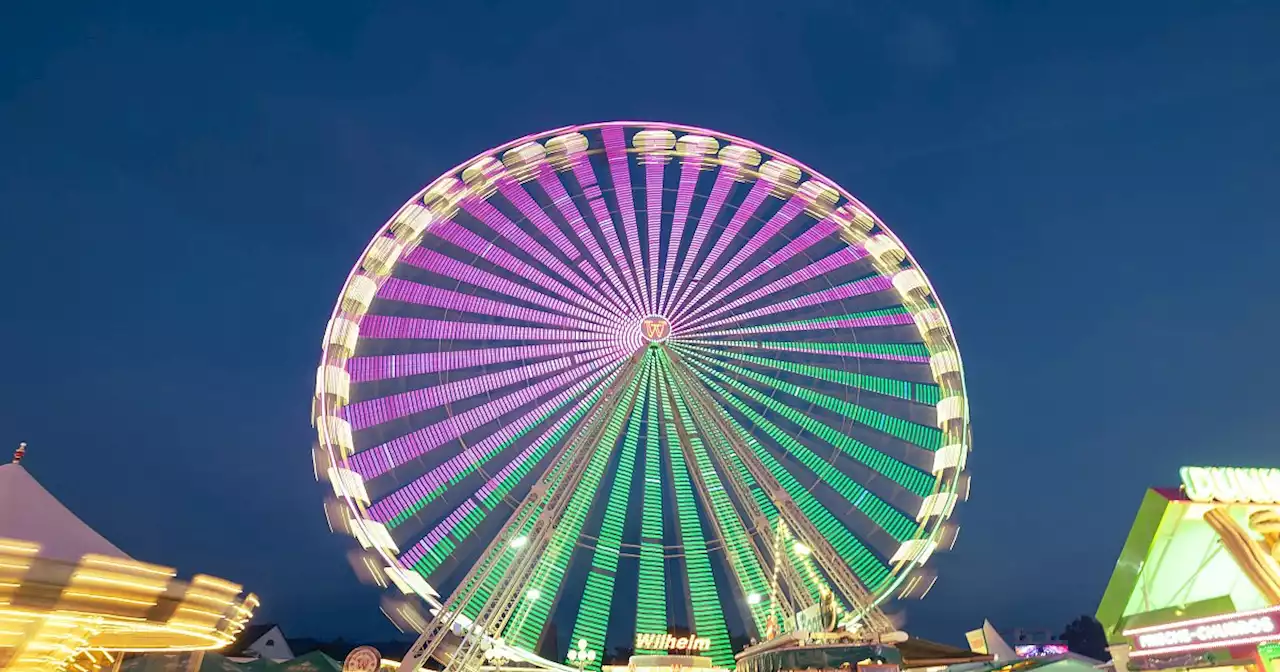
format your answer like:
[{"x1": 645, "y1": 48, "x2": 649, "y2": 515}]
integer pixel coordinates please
[{"x1": 311, "y1": 122, "x2": 972, "y2": 672}]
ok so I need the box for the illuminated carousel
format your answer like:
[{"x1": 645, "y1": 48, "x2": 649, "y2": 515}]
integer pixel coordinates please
[{"x1": 0, "y1": 444, "x2": 259, "y2": 672}]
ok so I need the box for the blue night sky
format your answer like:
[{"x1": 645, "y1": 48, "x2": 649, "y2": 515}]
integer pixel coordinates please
[{"x1": 3, "y1": 0, "x2": 1278, "y2": 646}]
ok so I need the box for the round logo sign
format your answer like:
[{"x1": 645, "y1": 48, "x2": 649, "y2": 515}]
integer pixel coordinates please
[
  {"x1": 343, "y1": 646, "x2": 382, "y2": 672},
  {"x1": 640, "y1": 315, "x2": 671, "y2": 343}
]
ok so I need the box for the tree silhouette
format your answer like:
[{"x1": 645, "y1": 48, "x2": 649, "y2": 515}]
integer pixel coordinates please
[{"x1": 1059, "y1": 615, "x2": 1111, "y2": 661}]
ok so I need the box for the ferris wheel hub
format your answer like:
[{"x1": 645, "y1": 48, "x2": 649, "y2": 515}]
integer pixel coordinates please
[{"x1": 639, "y1": 315, "x2": 672, "y2": 344}]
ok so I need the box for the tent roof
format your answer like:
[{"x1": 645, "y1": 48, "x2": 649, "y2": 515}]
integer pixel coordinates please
[{"x1": 0, "y1": 462, "x2": 129, "y2": 562}]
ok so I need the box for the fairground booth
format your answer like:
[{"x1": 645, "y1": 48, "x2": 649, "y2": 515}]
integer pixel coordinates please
[{"x1": 1096, "y1": 466, "x2": 1280, "y2": 672}]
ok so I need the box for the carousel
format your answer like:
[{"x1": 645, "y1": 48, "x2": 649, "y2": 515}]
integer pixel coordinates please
[{"x1": 0, "y1": 444, "x2": 258, "y2": 672}]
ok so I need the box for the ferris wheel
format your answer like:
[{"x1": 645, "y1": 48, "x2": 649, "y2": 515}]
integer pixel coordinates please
[{"x1": 313, "y1": 122, "x2": 971, "y2": 672}]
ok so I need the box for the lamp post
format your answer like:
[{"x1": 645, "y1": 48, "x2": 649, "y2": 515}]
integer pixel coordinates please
[
  {"x1": 566, "y1": 639, "x2": 596, "y2": 672},
  {"x1": 483, "y1": 638, "x2": 511, "y2": 672}
]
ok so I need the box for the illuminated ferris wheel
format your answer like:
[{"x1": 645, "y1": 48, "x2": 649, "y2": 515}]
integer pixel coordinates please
[{"x1": 312, "y1": 122, "x2": 971, "y2": 672}]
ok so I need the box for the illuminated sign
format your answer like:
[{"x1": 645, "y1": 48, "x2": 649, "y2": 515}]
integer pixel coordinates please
[
  {"x1": 1015, "y1": 644, "x2": 1069, "y2": 657},
  {"x1": 1124, "y1": 604, "x2": 1280, "y2": 656},
  {"x1": 343, "y1": 646, "x2": 382, "y2": 672},
  {"x1": 634, "y1": 632, "x2": 711, "y2": 652},
  {"x1": 1180, "y1": 467, "x2": 1280, "y2": 504},
  {"x1": 640, "y1": 316, "x2": 671, "y2": 344}
]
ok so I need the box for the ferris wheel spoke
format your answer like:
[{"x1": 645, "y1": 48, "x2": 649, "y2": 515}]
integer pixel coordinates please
[
  {"x1": 657, "y1": 352, "x2": 773, "y2": 637},
  {"x1": 393, "y1": 371, "x2": 619, "y2": 575},
  {"x1": 377, "y1": 278, "x2": 619, "y2": 335},
  {"x1": 687, "y1": 216, "x2": 842, "y2": 317},
  {"x1": 685, "y1": 306, "x2": 917, "y2": 339},
  {"x1": 349, "y1": 353, "x2": 625, "y2": 479},
  {"x1": 601, "y1": 127, "x2": 650, "y2": 312},
  {"x1": 655, "y1": 157, "x2": 706, "y2": 316},
  {"x1": 566, "y1": 157, "x2": 647, "y2": 315},
  {"x1": 428, "y1": 221, "x2": 624, "y2": 322},
  {"x1": 678, "y1": 273, "x2": 893, "y2": 336},
  {"x1": 684, "y1": 369, "x2": 893, "y2": 590},
  {"x1": 460, "y1": 198, "x2": 629, "y2": 322},
  {"x1": 678, "y1": 338, "x2": 931, "y2": 365},
  {"x1": 676, "y1": 248, "x2": 872, "y2": 333},
  {"x1": 349, "y1": 343, "x2": 610, "y2": 383},
  {"x1": 670, "y1": 189, "x2": 810, "y2": 325},
  {"x1": 668, "y1": 177, "x2": 774, "y2": 320},
  {"x1": 664, "y1": 167, "x2": 740, "y2": 316},
  {"x1": 359, "y1": 315, "x2": 631, "y2": 345},
  {"x1": 680, "y1": 357, "x2": 921, "y2": 553},
  {"x1": 493, "y1": 175, "x2": 636, "y2": 319},
  {"x1": 344, "y1": 349, "x2": 619, "y2": 432},
  {"x1": 535, "y1": 163, "x2": 640, "y2": 315},
  {"x1": 400, "y1": 248, "x2": 617, "y2": 329},
  {"x1": 504, "y1": 353, "x2": 652, "y2": 654},
  {"x1": 634, "y1": 357, "x2": 666, "y2": 652},
  {"x1": 643, "y1": 160, "x2": 666, "y2": 315},
  {"x1": 566, "y1": 357, "x2": 651, "y2": 664},
  {"x1": 653, "y1": 363, "x2": 735, "y2": 667},
  {"x1": 676, "y1": 345, "x2": 943, "y2": 454}
]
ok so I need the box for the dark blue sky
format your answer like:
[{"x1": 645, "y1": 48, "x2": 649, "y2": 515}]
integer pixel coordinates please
[{"x1": 3, "y1": 0, "x2": 1278, "y2": 646}]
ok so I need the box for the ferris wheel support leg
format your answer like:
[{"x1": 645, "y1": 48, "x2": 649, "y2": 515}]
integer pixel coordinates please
[
  {"x1": 663, "y1": 346, "x2": 895, "y2": 639},
  {"x1": 401, "y1": 352, "x2": 648, "y2": 672}
]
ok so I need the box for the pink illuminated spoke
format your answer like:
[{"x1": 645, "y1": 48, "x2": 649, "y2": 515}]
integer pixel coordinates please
[
  {"x1": 601, "y1": 127, "x2": 648, "y2": 312},
  {"x1": 657, "y1": 159, "x2": 703, "y2": 315},
  {"x1": 677, "y1": 246, "x2": 868, "y2": 332},
  {"x1": 668, "y1": 173, "x2": 768, "y2": 318},
  {"x1": 568, "y1": 159, "x2": 646, "y2": 315},
  {"x1": 644, "y1": 160, "x2": 664, "y2": 315},
  {"x1": 680, "y1": 274, "x2": 892, "y2": 336}
]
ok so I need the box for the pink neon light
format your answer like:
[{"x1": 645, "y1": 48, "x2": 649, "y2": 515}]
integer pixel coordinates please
[
  {"x1": 686, "y1": 311, "x2": 914, "y2": 339},
  {"x1": 664, "y1": 167, "x2": 739, "y2": 314},
  {"x1": 657, "y1": 159, "x2": 703, "y2": 315},
  {"x1": 602, "y1": 127, "x2": 648, "y2": 311},
  {"x1": 494, "y1": 176, "x2": 630, "y2": 319},
  {"x1": 461, "y1": 197, "x2": 626, "y2": 322},
  {"x1": 679, "y1": 246, "x2": 869, "y2": 331},
  {"x1": 370, "y1": 364, "x2": 619, "y2": 525},
  {"x1": 348, "y1": 342, "x2": 606, "y2": 382},
  {"x1": 400, "y1": 248, "x2": 613, "y2": 329},
  {"x1": 429, "y1": 221, "x2": 612, "y2": 321},
  {"x1": 1124, "y1": 604, "x2": 1280, "y2": 657},
  {"x1": 377, "y1": 278, "x2": 615, "y2": 335},
  {"x1": 669, "y1": 176, "x2": 773, "y2": 318},
  {"x1": 684, "y1": 274, "x2": 891, "y2": 334},
  {"x1": 690, "y1": 218, "x2": 840, "y2": 315},
  {"x1": 570, "y1": 159, "x2": 646, "y2": 315},
  {"x1": 343, "y1": 350, "x2": 613, "y2": 431},
  {"x1": 348, "y1": 352, "x2": 624, "y2": 479},
  {"x1": 672, "y1": 190, "x2": 808, "y2": 323},
  {"x1": 536, "y1": 162, "x2": 636, "y2": 314},
  {"x1": 644, "y1": 160, "x2": 664, "y2": 315},
  {"x1": 360, "y1": 315, "x2": 624, "y2": 343}
]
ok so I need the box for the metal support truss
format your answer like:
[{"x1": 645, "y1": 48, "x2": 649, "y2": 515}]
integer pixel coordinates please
[
  {"x1": 658, "y1": 354, "x2": 800, "y2": 632},
  {"x1": 400, "y1": 352, "x2": 647, "y2": 672},
  {"x1": 663, "y1": 347, "x2": 895, "y2": 639}
]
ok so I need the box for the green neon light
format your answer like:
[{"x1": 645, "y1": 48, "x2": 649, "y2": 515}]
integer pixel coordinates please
[
  {"x1": 567, "y1": 358, "x2": 651, "y2": 665},
  {"x1": 687, "y1": 368, "x2": 891, "y2": 591},
  {"x1": 699, "y1": 307, "x2": 910, "y2": 335},
  {"x1": 505, "y1": 353, "x2": 651, "y2": 660},
  {"x1": 657, "y1": 362, "x2": 734, "y2": 668},
  {"x1": 676, "y1": 343, "x2": 942, "y2": 451},
  {"x1": 635, "y1": 363, "x2": 668, "y2": 654}
]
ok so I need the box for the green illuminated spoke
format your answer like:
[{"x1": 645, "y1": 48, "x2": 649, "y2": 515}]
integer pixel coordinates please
[
  {"x1": 502, "y1": 355, "x2": 651, "y2": 655},
  {"x1": 659, "y1": 351, "x2": 772, "y2": 636},
  {"x1": 676, "y1": 343, "x2": 942, "y2": 451},
  {"x1": 688, "y1": 369, "x2": 892, "y2": 590},
  {"x1": 567, "y1": 358, "x2": 651, "y2": 663},
  {"x1": 675, "y1": 345, "x2": 935, "y2": 495},
  {"x1": 675, "y1": 340, "x2": 936, "y2": 404},
  {"x1": 682, "y1": 307, "x2": 911, "y2": 337},
  {"x1": 683, "y1": 356, "x2": 919, "y2": 543},
  {"x1": 657, "y1": 363, "x2": 734, "y2": 668},
  {"x1": 634, "y1": 362, "x2": 667, "y2": 653}
]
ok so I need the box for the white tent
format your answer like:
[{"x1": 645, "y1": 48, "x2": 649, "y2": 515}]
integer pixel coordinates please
[{"x1": 0, "y1": 460, "x2": 129, "y2": 562}]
